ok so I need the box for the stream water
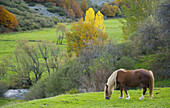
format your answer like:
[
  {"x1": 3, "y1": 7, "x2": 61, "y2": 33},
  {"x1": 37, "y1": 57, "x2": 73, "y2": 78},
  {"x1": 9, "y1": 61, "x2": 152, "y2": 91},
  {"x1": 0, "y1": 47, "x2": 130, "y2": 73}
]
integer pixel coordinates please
[{"x1": 4, "y1": 89, "x2": 29, "y2": 100}]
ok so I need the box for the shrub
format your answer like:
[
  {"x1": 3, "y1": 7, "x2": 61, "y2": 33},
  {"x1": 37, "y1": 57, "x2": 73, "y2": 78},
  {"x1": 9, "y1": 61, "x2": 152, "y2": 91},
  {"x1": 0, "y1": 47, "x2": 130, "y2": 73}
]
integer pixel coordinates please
[
  {"x1": 131, "y1": 0, "x2": 169, "y2": 55},
  {"x1": 0, "y1": 25, "x2": 10, "y2": 33},
  {"x1": 27, "y1": 2, "x2": 37, "y2": 6},
  {"x1": 25, "y1": 79, "x2": 46, "y2": 100},
  {"x1": 52, "y1": 17, "x2": 59, "y2": 24},
  {"x1": 47, "y1": 6, "x2": 65, "y2": 14},
  {"x1": 78, "y1": 40, "x2": 137, "y2": 92},
  {"x1": 116, "y1": 56, "x2": 136, "y2": 70},
  {"x1": 67, "y1": 89, "x2": 79, "y2": 94},
  {"x1": 25, "y1": 58, "x2": 83, "y2": 100},
  {"x1": 150, "y1": 51, "x2": 170, "y2": 80},
  {"x1": 0, "y1": 81, "x2": 8, "y2": 97}
]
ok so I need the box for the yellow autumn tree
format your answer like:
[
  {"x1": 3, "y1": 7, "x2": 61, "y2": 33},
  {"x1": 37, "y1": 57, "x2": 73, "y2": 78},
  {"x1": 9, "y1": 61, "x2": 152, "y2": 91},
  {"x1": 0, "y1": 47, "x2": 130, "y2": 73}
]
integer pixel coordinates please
[
  {"x1": 66, "y1": 8, "x2": 107, "y2": 55},
  {"x1": 85, "y1": 8, "x2": 105, "y2": 31},
  {"x1": 95, "y1": 11, "x2": 105, "y2": 31},
  {"x1": 85, "y1": 8, "x2": 95, "y2": 23}
]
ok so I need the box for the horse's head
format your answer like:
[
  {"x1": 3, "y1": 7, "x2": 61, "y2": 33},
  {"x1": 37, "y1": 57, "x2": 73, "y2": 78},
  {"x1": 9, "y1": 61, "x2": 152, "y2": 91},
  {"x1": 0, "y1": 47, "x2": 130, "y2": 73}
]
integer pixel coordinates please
[{"x1": 104, "y1": 85, "x2": 112, "y2": 99}]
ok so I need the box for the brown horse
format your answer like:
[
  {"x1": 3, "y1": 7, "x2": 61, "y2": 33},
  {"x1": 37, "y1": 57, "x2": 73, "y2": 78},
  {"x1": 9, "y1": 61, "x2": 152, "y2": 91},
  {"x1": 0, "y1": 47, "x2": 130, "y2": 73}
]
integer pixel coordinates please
[{"x1": 104, "y1": 69, "x2": 154, "y2": 100}]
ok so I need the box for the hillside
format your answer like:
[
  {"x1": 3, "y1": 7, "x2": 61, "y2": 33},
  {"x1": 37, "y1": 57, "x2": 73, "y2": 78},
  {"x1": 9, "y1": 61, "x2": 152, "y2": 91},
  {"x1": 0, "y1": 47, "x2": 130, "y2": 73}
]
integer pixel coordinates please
[
  {"x1": 1, "y1": 0, "x2": 61, "y2": 31},
  {"x1": 89, "y1": 0, "x2": 113, "y2": 6},
  {"x1": 2, "y1": 88, "x2": 170, "y2": 108}
]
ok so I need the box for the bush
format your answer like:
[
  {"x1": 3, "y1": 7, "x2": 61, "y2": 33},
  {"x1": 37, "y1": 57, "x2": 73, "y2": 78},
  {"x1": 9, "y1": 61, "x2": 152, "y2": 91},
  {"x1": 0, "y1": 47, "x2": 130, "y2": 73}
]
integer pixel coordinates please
[
  {"x1": 0, "y1": 81, "x2": 8, "y2": 97},
  {"x1": 26, "y1": 2, "x2": 36, "y2": 6},
  {"x1": 47, "y1": 6, "x2": 65, "y2": 13},
  {"x1": 78, "y1": 40, "x2": 137, "y2": 92},
  {"x1": 25, "y1": 58, "x2": 83, "y2": 100},
  {"x1": 67, "y1": 89, "x2": 79, "y2": 94},
  {"x1": 25, "y1": 79, "x2": 46, "y2": 100},
  {"x1": 43, "y1": 2, "x2": 54, "y2": 8},
  {"x1": 150, "y1": 51, "x2": 170, "y2": 80},
  {"x1": 116, "y1": 56, "x2": 136, "y2": 70},
  {"x1": 0, "y1": 25, "x2": 11, "y2": 33}
]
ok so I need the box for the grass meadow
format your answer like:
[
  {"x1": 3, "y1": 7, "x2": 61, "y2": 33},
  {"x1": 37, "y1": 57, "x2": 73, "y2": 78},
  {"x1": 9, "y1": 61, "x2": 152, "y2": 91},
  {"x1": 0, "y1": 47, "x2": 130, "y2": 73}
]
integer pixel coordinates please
[
  {"x1": 0, "y1": 18, "x2": 123, "y2": 59},
  {"x1": 1, "y1": 87, "x2": 170, "y2": 108}
]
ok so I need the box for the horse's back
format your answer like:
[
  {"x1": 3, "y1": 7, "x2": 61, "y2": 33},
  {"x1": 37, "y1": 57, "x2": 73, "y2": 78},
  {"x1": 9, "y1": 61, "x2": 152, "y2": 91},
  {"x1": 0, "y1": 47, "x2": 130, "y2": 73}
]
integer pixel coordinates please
[{"x1": 117, "y1": 69, "x2": 152, "y2": 87}]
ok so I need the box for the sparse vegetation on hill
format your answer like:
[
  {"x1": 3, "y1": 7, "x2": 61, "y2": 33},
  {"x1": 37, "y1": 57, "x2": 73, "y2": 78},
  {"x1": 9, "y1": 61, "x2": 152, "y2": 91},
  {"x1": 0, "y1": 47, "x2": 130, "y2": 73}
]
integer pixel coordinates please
[{"x1": 0, "y1": 0, "x2": 58, "y2": 32}]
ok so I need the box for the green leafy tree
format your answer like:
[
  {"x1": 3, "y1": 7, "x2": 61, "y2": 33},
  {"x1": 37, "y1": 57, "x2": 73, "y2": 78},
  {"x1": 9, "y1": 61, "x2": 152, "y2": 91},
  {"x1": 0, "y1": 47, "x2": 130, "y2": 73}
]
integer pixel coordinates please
[
  {"x1": 56, "y1": 23, "x2": 68, "y2": 45},
  {"x1": 120, "y1": 0, "x2": 159, "y2": 39}
]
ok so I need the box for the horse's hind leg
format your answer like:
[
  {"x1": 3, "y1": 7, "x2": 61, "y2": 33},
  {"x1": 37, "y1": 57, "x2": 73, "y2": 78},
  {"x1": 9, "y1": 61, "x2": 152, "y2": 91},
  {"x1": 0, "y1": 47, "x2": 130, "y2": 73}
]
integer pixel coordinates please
[
  {"x1": 139, "y1": 86, "x2": 147, "y2": 100},
  {"x1": 124, "y1": 88, "x2": 130, "y2": 100},
  {"x1": 119, "y1": 84, "x2": 124, "y2": 99}
]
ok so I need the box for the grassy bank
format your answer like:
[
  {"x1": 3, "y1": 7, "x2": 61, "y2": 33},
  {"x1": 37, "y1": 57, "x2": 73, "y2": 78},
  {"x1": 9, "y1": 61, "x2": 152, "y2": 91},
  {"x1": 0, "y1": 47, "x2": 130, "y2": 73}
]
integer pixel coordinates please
[{"x1": 2, "y1": 87, "x2": 170, "y2": 108}]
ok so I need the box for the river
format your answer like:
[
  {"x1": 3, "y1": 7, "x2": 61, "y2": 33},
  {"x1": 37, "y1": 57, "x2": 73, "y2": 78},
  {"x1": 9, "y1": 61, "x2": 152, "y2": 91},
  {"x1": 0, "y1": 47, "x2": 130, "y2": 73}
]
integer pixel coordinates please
[{"x1": 4, "y1": 89, "x2": 29, "y2": 100}]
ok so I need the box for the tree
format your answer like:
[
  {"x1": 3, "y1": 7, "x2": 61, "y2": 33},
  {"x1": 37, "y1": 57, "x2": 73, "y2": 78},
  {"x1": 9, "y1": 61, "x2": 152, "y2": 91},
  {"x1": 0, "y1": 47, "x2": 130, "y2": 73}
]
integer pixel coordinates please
[
  {"x1": 67, "y1": 9, "x2": 75, "y2": 19},
  {"x1": 3, "y1": 40, "x2": 60, "y2": 88},
  {"x1": 81, "y1": 0, "x2": 88, "y2": 13},
  {"x1": 101, "y1": 3, "x2": 121, "y2": 17},
  {"x1": 0, "y1": 6, "x2": 18, "y2": 30},
  {"x1": 101, "y1": 3, "x2": 111, "y2": 17},
  {"x1": 85, "y1": 8, "x2": 95, "y2": 23},
  {"x1": 66, "y1": 9, "x2": 108, "y2": 55},
  {"x1": 56, "y1": 23, "x2": 68, "y2": 45},
  {"x1": 65, "y1": 0, "x2": 71, "y2": 9},
  {"x1": 120, "y1": 0, "x2": 159, "y2": 39},
  {"x1": 113, "y1": 5, "x2": 121, "y2": 17},
  {"x1": 71, "y1": 1, "x2": 83, "y2": 18},
  {"x1": 95, "y1": 11, "x2": 105, "y2": 31},
  {"x1": 115, "y1": 0, "x2": 124, "y2": 7}
]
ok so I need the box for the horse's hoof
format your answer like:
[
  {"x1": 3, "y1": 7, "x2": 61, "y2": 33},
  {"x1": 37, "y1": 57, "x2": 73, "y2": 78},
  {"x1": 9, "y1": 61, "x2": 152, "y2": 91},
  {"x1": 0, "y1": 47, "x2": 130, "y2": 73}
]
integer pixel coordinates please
[
  {"x1": 126, "y1": 97, "x2": 130, "y2": 100},
  {"x1": 139, "y1": 95, "x2": 144, "y2": 100},
  {"x1": 119, "y1": 96, "x2": 124, "y2": 99},
  {"x1": 139, "y1": 98, "x2": 144, "y2": 100},
  {"x1": 126, "y1": 96, "x2": 130, "y2": 100}
]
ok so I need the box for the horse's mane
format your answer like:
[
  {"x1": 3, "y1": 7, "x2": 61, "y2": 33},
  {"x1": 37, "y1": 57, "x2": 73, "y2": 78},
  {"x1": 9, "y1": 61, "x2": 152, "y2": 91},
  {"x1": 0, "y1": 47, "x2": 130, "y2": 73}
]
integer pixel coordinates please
[{"x1": 106, "y1": 69, "x2": 118, "y2": 92}]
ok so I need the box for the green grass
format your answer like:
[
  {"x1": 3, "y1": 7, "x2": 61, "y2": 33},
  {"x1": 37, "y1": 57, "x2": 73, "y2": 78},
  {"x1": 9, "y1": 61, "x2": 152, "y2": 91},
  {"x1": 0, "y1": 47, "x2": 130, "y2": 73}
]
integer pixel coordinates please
[
  {"x1": 0, "y1": 98, "x2": 24, "y2": 107},
  {"x1": 2, "y1": 87, "x2": 170, "y2": 108},
  {"x1": 0, "y1": 19, "x2": 123, "y2": 59},
  {"x1": 104, "y1": 18, "x2": 124, "y2": 41}
]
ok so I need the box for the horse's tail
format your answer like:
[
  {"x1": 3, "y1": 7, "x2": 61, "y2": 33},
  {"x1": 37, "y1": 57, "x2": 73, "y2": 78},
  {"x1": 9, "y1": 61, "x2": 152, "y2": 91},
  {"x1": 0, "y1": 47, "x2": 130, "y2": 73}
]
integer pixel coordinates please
[{"x1": 149, "y1": 70, "x2": 154, "y2": 99}]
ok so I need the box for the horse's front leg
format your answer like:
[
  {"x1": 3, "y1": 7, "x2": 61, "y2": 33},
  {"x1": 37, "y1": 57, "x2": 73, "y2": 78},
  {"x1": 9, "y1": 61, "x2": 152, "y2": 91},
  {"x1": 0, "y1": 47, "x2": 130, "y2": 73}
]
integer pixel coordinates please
[
  {"x1": 124, "y1": 88, "x2": 130, "y2": 100},
  {"x1": 119, "y1": 84, "x2": 124, "y2": 99},
  {"x1": 139, "y1": 87, "x2": 147, "y2": 100}
]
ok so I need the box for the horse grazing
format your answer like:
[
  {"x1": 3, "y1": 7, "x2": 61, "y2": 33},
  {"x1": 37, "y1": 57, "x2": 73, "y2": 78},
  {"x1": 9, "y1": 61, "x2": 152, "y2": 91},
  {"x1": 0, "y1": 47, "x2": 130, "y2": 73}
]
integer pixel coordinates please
[{"x1": 104, "y1": 69, "x2": 154, "y2": 100}]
